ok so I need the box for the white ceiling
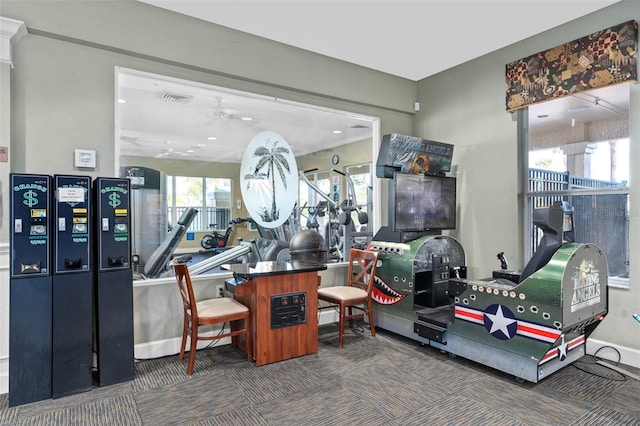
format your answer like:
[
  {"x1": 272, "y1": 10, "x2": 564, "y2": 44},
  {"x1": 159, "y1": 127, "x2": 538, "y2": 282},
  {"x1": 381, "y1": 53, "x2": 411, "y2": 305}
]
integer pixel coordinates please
[
  {"x1": 138, "y1": 0, "x2": 621, "y2": 81},
  {"x1": 120, "y1": 1, "x2": 625, "y2": 164},
  {"x1": 118, "y1": 69, "x2": 376, "y2": 162}
]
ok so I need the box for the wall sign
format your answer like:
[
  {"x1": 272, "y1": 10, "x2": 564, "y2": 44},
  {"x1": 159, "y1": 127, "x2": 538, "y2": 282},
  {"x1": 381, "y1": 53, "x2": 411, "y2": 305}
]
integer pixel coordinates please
[{"x1": 74, "y1": 149, "x2": 96, "y2": 168}]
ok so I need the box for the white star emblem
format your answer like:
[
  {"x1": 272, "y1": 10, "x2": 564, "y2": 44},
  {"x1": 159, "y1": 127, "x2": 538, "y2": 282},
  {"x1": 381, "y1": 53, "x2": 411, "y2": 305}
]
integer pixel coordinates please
[
  {"x1": 485, "y1": 305, "x2": 517, "y2": 337},
  {"x1": 557, "y1": 336, "x2": 568, "y2": 361}
]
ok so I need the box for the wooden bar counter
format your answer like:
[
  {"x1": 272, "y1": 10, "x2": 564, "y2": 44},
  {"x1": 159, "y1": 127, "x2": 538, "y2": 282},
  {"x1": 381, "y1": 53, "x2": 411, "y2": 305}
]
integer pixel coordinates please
[{"x1": 223, "y1": 261, "x2": 327, "y2": 366}]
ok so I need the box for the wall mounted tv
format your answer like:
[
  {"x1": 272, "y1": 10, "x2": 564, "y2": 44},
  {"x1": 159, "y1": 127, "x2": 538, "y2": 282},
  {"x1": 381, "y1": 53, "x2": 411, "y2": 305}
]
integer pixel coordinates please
[{"x1": 393, "y1": 172, "x2": 456, "y2": 232}]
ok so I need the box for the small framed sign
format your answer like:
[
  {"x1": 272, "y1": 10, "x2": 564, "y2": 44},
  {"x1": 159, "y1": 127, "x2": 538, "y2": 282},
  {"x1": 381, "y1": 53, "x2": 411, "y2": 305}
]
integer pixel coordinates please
[{"x1": 75, "y1": 149, "x2": 96, "y2": 168}]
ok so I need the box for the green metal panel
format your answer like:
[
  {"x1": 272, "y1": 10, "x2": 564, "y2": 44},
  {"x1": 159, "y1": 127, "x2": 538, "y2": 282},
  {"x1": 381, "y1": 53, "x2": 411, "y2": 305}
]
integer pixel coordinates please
[{"x1": 372, "y1": 234, "x2": 465, "y2": 320}]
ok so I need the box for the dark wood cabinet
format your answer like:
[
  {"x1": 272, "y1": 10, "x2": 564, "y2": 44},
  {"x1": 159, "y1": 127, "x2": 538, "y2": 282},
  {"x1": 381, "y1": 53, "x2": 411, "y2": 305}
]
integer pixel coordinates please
[{"x1": 224, "y1": 262, "x2": 325, "y2": 366}]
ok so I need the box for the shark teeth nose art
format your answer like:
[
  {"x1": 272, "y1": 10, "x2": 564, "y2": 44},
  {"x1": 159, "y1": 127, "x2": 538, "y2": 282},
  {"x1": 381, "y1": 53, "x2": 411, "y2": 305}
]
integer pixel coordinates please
[{"x1": 372, "y1": 275, "x2": 404, "y2": 305}]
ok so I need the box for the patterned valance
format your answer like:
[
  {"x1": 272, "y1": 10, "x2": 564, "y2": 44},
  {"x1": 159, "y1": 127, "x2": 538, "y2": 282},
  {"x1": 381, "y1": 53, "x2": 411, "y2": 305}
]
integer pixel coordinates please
[{"x1": 506, "y1": 20, "x2": 637, "y2": 112}]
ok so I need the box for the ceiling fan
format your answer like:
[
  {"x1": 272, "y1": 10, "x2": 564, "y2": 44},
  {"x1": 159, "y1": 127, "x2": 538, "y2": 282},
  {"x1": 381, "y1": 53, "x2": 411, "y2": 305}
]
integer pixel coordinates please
[
  {"x1": 154, "y1": 147, "x2": 190, "y2": 158},
  {"x1": 203, "y1": 96, "x2": 241, "y2": 123},
  {"x1": 121, "y1": 135, "x2": 192, "y2": 158}
]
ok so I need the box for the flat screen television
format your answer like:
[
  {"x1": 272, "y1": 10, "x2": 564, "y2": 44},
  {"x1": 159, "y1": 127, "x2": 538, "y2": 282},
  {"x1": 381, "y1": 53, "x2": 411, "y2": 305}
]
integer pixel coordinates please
[{"x1": 393, "y1": 172, "x2": 456, "y2": 232}]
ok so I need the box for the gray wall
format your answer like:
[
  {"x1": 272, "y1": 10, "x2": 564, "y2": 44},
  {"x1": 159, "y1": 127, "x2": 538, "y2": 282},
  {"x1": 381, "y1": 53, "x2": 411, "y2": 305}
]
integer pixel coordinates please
[
  {"x1": 415, "y1": 1, "x2": 640, "y2": 358},
  {"x1": 5, "y1": 0, "x2": 414, "y2": 175}
]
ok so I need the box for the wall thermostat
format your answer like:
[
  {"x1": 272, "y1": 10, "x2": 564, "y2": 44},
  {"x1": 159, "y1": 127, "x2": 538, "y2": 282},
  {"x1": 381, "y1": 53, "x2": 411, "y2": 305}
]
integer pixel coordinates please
[{"x1": 74, "y1": 149, "x2": 96, "y2": 168}]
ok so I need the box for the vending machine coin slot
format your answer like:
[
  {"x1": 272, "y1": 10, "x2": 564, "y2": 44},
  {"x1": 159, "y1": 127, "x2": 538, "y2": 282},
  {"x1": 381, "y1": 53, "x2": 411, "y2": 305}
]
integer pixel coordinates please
[
  {"x1": 108, "y1": 256, "x2": 124, "y2": 267},
  {"x1": 20, "y1": 262, "x2": 42, "y2": 274},
  {"x1": 64, "y1": 258, "x2": 83, "y2": 269}
]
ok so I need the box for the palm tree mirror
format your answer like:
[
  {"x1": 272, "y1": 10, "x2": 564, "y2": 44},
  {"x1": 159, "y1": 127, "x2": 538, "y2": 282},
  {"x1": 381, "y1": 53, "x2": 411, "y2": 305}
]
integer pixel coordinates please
[{"x1": 240, "y1": 131, "x2": 299, "y2": 229}]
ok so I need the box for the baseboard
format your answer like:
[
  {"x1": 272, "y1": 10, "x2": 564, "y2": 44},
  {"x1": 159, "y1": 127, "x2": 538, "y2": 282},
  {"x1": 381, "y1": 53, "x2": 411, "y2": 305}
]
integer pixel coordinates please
[
  {"x1": 0, "y1": 358, "x2": 7, "y2": 395},
  {"x1": 587, "y1": 338, "x2": 640, "y2": 369},
  {"x1": 135, "y1": 310, "x2": 340, "y2": 361},
  {"x1": 1, "y1": 244, "x2": 8, "y2": 395},
  {"x1": 134, "y1": 332, "x2": 232, "y2": 361}
]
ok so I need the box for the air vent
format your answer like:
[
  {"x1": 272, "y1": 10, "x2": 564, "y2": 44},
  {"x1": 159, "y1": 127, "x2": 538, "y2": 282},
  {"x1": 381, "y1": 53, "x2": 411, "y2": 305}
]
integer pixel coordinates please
[{"x1": 161, "y1": 93, "x2": 193, "y2": 104}]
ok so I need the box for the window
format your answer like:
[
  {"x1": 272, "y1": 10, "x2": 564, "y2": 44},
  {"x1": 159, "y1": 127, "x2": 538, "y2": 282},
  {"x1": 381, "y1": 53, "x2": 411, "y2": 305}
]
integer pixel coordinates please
[
  {"x1": 345, "y1": 163, "x2": 373, "y2": 229},
  {"x1": 167, "y1": 175, "x2": 233, "y2": 232},
  {"x1": 525, "y1": 84, "x2": 630, "y2": 288},
  {"x1": 299, "y1": 170, "x2": 331, "y2": 239}
]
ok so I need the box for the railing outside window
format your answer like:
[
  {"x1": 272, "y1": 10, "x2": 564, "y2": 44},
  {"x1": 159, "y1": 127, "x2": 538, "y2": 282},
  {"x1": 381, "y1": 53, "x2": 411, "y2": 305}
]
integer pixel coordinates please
[
  {"x1": 169, "y1": 206, "x2": 231, "y2": 232},
  {"x1": 527, "y1": 168, "x2": 629, "y2": 284}
]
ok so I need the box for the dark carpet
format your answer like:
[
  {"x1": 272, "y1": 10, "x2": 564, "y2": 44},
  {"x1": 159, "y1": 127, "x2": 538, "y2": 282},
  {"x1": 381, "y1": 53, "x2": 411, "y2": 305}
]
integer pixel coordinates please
[{"x1": 1, "y1": 324, "x2": 639, "y2": 425}]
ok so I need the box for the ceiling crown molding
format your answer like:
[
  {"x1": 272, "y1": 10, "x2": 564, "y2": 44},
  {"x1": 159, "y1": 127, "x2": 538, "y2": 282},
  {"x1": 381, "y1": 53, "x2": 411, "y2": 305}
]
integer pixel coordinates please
[{"x1": 0, "y1": 16, "x2": 27, "y2": 67}]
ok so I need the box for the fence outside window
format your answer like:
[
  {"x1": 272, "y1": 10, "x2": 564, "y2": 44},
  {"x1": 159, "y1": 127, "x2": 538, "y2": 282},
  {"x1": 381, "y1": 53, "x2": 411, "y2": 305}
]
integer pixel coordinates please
[
  {"x1": 170, "y1": 206, "x2": 231, "y2": 232},
  {"x1": 527, "y1": 168, "x2": 629, "y2": 283}
]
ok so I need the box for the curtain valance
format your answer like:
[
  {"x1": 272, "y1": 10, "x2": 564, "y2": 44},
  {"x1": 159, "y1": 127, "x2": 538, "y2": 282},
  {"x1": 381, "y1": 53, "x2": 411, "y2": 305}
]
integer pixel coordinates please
[{"x1": 506, "y1": 20, "x2": 637, "y2": 112}]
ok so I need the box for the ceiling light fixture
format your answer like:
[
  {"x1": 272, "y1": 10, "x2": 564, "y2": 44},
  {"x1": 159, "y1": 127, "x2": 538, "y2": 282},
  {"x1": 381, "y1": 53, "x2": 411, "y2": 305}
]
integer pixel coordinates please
[
  {"x1": 567, "y1": 105, "x2": 589, "y2": 113},
  {"x1": 240, "y1": 117, "x2": 253, "y2": 121},
  {"x1": 207, "y1": 136, "x2": 217, "y2": 140},
  {"x1": 332, "y1": 130, "x2": 342, "y2": 134},
  {"x1": 118, "y1": 99, "x2": 127, "y2": 104}
]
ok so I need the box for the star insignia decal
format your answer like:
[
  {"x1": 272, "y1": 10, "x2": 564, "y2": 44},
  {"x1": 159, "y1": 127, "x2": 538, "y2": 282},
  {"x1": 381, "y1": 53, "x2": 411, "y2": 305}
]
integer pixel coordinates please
[{"x1": 483, "y1": 304, "x2": 518, "y2": 340}]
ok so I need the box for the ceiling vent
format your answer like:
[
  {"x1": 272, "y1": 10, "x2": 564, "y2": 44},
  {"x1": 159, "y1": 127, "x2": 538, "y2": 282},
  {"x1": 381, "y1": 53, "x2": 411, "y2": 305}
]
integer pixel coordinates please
[{"x1": 161, "y1": 92, "x2": 193, "y2": 104}]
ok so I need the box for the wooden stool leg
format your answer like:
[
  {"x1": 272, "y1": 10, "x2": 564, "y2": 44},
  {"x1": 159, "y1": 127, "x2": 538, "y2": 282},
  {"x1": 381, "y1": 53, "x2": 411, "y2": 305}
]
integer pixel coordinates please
[
  {"x1": 179, "y1": 312, "x2": 188, "y2": 361},
  {"x1": 368, "y1": 299, "x2": 376, "y2": 337},
  {"x1": 338, "y1": 302, "x2": 346, "y2": 348},
  {"x1": 245, "y1": 316, "x2": 252, "y2": 363},
  {"x1": 348, "y1": 306, "x2": 354, "y2": 329},
  {"x1": 187, "y1": 324, "x2": 198, "y2": 375}
]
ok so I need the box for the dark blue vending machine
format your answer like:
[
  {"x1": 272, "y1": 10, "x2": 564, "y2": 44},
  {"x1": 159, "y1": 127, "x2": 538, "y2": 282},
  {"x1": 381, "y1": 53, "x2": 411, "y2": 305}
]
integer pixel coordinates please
[
  {"x1": 93, "y1": 177, "x2": 135, "y2": 386},
  {"x1": 52, "y1": 175, "x2": 92, "y2": 397},
  {"x1": 9, "y1": 173, "x2": 53, "y2": 407}
]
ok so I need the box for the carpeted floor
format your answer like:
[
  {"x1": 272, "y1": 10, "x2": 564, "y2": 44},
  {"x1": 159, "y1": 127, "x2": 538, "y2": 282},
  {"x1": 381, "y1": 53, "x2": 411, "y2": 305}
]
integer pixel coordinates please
[{"x1": 1, "y1": 323, "x2": 639, "y2": 425}]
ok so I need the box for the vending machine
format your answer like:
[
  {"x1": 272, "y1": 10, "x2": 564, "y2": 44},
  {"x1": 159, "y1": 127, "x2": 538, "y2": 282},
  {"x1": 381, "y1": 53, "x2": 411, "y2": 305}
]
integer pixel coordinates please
[
  {"x1": 52, "y1": 175, "x2": 93, "y2": 397},
  {"x1": 9, "y1": 173, "x2": 53, "y2": 407},
  {"x1": 92, "y1": 177, "x2": 135, "y2": 386}
]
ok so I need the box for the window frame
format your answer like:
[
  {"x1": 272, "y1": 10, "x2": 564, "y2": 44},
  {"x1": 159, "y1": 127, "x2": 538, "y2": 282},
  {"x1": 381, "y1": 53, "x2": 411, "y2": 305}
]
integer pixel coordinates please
[
  {"x1": 167, "y1": 175, "x2": 234, "y2": 232},
  {"x1": 521, "y1": 101, "x2": 630, "y2": 289}
]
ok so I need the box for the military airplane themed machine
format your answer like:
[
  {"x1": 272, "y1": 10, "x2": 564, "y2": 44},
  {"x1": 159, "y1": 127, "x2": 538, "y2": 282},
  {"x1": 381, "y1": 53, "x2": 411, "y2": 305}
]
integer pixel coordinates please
[{"x1": 371, "y1": 133, "x2": 608, "y2": 383}]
